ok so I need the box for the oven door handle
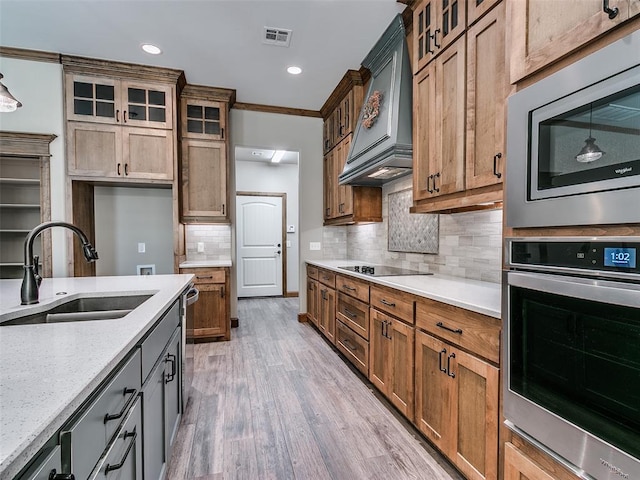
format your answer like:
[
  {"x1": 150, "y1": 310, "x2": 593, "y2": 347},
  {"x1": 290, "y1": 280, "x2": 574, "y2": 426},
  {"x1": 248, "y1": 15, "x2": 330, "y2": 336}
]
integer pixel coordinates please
[
  {"x1": 185, "y1": 286, "x2": 200, "y2": 306},
  {"x1": 507, "y1": 271, "x2": 640, "y2": 308}
]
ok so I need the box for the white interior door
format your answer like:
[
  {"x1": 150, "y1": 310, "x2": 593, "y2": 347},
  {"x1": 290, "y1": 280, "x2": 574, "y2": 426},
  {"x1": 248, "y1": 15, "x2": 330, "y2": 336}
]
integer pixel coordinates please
[{"x1": 236, "y1": 195, "x2": 283, "y2": 297}]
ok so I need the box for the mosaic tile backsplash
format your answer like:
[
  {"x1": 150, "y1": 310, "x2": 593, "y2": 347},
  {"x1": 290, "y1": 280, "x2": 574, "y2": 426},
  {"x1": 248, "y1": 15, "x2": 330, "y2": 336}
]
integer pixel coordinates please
[
  {"x1": 323, "y1": 176, "x2": 502, "y2": 284},
  {"x1": 388, "y1": 188, "x2": 438, "y2": 254}
]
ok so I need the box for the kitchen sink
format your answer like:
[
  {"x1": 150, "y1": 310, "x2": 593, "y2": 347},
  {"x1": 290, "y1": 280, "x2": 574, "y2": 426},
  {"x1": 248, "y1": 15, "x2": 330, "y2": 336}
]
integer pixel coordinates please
[{"x1": 1, "y1": 294, "x2": 153, "y2": 326}]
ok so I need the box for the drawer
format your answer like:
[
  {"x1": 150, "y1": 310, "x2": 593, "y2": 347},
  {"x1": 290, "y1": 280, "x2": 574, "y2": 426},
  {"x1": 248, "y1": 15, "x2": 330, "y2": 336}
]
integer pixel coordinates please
[
  {"x1": 317, "y1": 268, "x2": 336, "y2": 288},
  {"x1": 336, "y1": 274, "x2": 370, "y2": 303},
  {"x1": 60, "y1": 349, "x2": 142, "y2": 480},
  {"x1": 89, "y1": 398, "x2": 143, "y2": 479},
  {"x1": 141, "y1": 299, "x2": 180, "y2": 381},
  {"x1": 307, "y1": 264, "x2": 319, "y2": 280},
  {"x1": 336, "y1": 320, "x2": 369, "y2": 376},
  {"x1": 416, "y1": 297, "x2": 501, "y2": 364},
  {"x1": 370, "y1": 285, "x2": 415, "y2": 323},
  {"x1": 180, "y1": 267, "x2": 225, "y2": 284},
  {"x1": 337, "y1": 292, "x2": 370, "y2": 340}
]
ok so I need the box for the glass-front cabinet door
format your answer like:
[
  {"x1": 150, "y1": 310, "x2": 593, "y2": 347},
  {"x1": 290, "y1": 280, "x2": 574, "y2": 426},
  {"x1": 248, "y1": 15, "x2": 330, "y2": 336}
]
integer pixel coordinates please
[
  {"x1": 122, "y1": 81, "x2": 173, "y2": 129},
  {"x1": 181, "y1": 99, "x2": 226, "y2": 140}
]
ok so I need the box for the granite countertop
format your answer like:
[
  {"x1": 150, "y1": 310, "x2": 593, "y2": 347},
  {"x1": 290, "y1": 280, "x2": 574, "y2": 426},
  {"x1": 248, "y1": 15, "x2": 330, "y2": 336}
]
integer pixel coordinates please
[
  {"x1": 307, "y1": 260, "x2": 501, "y2": 319},
  {"x1": 0, "y1": 274, "x2": 194, "y2": 479},
  {"x1": 179, "y1": 259, "x2": 232, "y2": 268}
]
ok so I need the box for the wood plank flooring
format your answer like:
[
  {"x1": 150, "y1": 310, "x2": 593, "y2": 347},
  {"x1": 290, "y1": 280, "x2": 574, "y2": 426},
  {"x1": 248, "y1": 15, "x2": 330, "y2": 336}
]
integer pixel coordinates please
[{"x1": 167, "y1": 297, "x2": 464, "y2": 480}]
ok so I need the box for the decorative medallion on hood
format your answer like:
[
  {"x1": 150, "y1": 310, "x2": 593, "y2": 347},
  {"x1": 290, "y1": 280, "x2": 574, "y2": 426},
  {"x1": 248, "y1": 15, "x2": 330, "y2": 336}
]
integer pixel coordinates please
[{"x1": 339, "y1": 14, "x2": 413, "y2": 186}]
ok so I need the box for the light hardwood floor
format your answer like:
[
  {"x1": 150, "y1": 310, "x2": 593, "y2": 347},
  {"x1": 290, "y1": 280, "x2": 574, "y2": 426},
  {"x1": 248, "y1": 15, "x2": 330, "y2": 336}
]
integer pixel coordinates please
[{"x1": 167, "y1": 297, "x2": 464, "y2": 480}]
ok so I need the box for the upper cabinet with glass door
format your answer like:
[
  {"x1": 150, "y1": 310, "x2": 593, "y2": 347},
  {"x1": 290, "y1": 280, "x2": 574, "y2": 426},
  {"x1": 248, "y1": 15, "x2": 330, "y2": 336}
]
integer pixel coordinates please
[
  {"x1": 181, "y1": 98, "x2": 226, "y2": 141},
  {"x1": 65, "y1": 74, "x2": 173, "y2": 129}
]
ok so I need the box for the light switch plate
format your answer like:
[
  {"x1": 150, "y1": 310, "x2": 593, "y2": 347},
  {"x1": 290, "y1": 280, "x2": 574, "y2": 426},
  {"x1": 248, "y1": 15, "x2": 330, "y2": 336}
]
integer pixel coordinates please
[
  {"x1": 286, "y1": 240, "x2": 292, "y2": 248},
  {"x1": 309, "y1": 242, "x2": 321, "y2": 251},
  {"x1": 138, "y1": 242, "x2": 145, "y2": 253},
  {"x1": 197, "y1": 242, "x2": 205, "y2": 253}
]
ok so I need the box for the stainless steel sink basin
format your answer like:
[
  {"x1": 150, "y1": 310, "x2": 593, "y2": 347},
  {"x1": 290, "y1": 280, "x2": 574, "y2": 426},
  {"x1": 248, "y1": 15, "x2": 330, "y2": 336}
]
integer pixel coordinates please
[{"x1": 1, "y1": 294, "x2": 153, "y2": 326}]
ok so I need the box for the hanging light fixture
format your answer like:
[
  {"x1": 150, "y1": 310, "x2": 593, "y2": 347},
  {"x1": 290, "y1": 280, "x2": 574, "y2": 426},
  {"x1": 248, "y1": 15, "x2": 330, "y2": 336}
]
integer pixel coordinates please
[
  {"x1": 575, "y1": 103, "x2": 604, "y2": 163},
  {"x1": 0, "y1": 73, "x2": 23, "y2": 113}
]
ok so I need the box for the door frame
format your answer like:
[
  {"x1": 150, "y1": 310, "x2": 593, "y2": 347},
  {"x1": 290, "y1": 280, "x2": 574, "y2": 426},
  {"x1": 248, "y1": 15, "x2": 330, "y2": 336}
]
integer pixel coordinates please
[{"x1": 236, "y1": 191, "x2": 287, "y2": 296}]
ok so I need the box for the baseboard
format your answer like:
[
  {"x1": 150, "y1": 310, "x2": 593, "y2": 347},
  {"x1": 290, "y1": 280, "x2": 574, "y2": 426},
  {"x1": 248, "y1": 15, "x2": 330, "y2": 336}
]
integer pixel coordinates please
[
  {"x1": 231, "y1": 317, "x2": 239, "y2": 328},
  {"x1": 298, "y1": 313, "x2": 308, "y2": 323},
  {"x1": 285, "y1": 291, "x2": 299, "y2": 298}
]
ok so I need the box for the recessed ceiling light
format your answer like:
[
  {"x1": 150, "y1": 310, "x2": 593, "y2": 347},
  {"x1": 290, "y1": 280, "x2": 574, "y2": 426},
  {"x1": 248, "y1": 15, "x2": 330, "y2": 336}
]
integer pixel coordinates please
[
  {"x1": 287, "y1": 66, "x2": 302, "y2": 75},
  {"x1": 141, "y1": 44, "x2": 162, "y2": 55}
]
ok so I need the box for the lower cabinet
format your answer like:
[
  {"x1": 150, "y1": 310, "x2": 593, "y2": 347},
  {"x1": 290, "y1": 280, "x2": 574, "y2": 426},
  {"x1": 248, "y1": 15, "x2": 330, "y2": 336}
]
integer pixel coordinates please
[
  {"x1": 306, "y1": 278, "x2": 319, "y2": 327},
  {"x1": 16, "y1": 446, "x2": 61, "y2": 480},
  {"x1": 415, "y1": 330, "x2": 499, "y2": 480},
  {"x1": 504, "y1": 443, "x2": 555, "y2": 480},
  {"x1": 180, "y1": 267, "x2": 230, "y2": 341},
  {"x1": 318, "y1": 285, "x2": 336, "y2": 344},
  {"x1": 369, "y1": 308, "x2": 415, "y2": 420}
]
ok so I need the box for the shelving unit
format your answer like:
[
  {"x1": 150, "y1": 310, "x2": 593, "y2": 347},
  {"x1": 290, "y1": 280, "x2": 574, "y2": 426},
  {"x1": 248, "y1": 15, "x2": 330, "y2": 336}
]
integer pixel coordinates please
[{"x1": 0, "y1": 132, "x2": 56, "y2": 279}]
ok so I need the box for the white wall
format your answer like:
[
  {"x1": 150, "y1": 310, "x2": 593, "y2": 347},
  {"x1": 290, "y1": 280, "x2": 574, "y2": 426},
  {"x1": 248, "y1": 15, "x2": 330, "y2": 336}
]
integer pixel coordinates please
[
  {"x1": 236, "y1": 159, "x2": 299, "y2": 294},
  {"x1": 230, "y1": 109, "x2": 323, "y2": 316},
  {"x1": 0, "y1": 57, "x2": 68, "y2": 276},
  {"x1": 94, "y1": 186, "x2": 174, "y2": 276}
]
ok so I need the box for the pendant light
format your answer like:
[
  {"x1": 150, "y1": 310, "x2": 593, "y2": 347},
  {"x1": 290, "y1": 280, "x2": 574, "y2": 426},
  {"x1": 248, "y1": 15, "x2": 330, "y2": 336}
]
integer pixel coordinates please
[
  {"x1": 575, "y1": 103, "x2": 604, "y2": 163},
  {"x1": 0, "y1": 73, "x2": 23, "y2": 113}
]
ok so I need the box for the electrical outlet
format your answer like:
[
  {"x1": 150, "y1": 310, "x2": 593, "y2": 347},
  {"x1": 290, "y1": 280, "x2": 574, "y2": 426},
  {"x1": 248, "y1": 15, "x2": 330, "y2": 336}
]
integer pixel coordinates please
[
  {"x1": 309, "y1": 242, "x2": 321, "y2": 251},
  {"x1": 286, "y1": 240, "x2": 291, "y2": 248},
  {"x1": 197, "y1": 242, "x2": 205, "y2": 253},
  {"x1": 138, "y1": 242, "x2": 145, "y2": 253}
]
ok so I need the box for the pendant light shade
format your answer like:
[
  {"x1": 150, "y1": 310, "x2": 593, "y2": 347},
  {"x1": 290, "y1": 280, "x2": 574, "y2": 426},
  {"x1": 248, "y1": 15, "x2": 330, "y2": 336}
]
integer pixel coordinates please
[
  {"x1": 575, "y1": 103, "x2": 604, "y2": 163},
  {"x1": 0, "y1": 73, "x2": 22, "y2": 113}
]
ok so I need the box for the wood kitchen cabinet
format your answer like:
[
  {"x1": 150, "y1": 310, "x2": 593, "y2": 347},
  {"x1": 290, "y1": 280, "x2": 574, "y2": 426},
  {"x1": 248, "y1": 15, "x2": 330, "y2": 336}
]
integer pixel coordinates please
[
  {"x1": 306, "y1": 265, "x2": 320, "y2": 327},
  {"x1": 179, "y1": 85, "x2": 235, "y2": 223},
  {"x1": 508, "y1": 0, "x2": 637, "y2": 84},
  {"x1": 180, "y1": 267, "x2": 230, "y2": 341},
  {"x1": 62, "y1": 57, "x2": 182, "y2": 183},
  {"x1": 312, "y1": 268, "x2": 336, "y2": 344},
  {"x1": 412, "y1": 0, "x2": 466, "y2": 74},
  {"x1": 504, "y1": 443, "x2": 556, "y2": 480},
  {"x1": 412, "y1": 1, "x2": 506, "y2": 214},
  {"x1": 415, "y1": 330, "x2": 499, "y2": 480}
]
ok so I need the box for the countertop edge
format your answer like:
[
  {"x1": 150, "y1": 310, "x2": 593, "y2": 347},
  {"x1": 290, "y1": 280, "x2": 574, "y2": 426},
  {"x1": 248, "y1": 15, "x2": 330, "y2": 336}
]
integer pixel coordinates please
[{"x1": 306, "y1": 260, "x2": 501, "y2": 319}]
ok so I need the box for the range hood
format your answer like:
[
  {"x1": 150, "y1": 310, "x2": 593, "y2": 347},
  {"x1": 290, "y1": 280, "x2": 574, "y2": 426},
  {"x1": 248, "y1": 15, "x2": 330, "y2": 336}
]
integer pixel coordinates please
[{"x1": 339, "y1": 14, "x2": 413, "y2": 187}]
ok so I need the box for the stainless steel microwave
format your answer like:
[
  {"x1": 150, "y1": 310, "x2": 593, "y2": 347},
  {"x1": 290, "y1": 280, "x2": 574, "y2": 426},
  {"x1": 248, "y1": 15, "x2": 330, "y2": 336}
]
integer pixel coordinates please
[{"x1": 506, "y1": 30, "x2": 640, "y2": 228}]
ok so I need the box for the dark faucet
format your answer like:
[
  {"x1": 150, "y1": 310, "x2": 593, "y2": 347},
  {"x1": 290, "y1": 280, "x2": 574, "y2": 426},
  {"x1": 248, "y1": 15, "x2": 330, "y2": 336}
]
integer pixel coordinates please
[{"x1": 21, "y1": 221, "x2": 99, "y2": 305}]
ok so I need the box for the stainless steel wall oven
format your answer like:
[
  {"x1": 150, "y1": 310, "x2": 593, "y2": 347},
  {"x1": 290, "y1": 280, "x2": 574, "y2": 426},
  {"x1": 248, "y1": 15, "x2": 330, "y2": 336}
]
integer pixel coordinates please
[
  {"x1": 506, "y1": 30, "x2": 640, "y2": 228},
  {"x1": 504, "y1": 237, "x2": 640, "y2": 480}
]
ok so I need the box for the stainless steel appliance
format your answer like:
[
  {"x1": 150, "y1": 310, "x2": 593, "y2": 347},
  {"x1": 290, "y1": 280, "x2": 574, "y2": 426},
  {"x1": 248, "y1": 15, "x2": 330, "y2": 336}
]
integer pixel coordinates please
[
  {"x1": 181, "y1": 285, "x2": 199, "y2": 404},
  {"x1": 503, "y1": 237, "x2": 640, "y2": 480},
  {"x1": 506, "y1": 30, "x2": 640, "y2": 228},
  {"x1": 338, "y1": 265, "x2": 433, "y2": 277}
]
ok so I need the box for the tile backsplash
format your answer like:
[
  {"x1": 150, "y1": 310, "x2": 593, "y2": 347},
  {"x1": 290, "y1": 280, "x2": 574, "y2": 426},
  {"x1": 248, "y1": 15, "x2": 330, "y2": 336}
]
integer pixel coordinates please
[
  {"x1": 323, "y1": 176, "x2": 503, "y2": 284},
  {"x1": 185, "y1": 224, "x2": 232, "y2": 261}
]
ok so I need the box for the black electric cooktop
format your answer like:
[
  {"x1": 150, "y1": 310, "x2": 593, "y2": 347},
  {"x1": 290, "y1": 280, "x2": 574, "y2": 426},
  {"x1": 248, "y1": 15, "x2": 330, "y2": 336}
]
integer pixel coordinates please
[{"x1": 338, "y1": 265, "x2": 433, "y2": 277}]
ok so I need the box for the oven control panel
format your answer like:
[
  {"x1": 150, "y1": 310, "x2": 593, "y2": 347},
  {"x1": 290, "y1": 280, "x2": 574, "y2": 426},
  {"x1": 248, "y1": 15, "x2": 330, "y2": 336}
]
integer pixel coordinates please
[{"x1": 508, "y1": 238, "x2": 640, "y2": 276}]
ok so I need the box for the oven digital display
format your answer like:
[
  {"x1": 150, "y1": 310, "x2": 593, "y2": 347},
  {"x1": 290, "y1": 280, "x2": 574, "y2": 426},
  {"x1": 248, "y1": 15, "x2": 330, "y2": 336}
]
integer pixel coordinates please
[{"x1": 604, "y1": 247, "x2": 636, "y2": 268}]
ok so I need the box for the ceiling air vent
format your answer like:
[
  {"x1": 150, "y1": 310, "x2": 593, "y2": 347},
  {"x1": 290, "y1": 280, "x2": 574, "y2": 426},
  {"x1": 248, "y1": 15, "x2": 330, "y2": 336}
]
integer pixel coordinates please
[{"x1": 263, "y1": 27, "x2": 292, "y2": 47}]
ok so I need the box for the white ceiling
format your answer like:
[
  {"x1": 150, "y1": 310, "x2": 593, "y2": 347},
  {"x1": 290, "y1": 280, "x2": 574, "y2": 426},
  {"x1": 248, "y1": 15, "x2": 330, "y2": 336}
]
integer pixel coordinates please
[{"x1": 0, "y1": 0, "x2": 406, "y2": 111}]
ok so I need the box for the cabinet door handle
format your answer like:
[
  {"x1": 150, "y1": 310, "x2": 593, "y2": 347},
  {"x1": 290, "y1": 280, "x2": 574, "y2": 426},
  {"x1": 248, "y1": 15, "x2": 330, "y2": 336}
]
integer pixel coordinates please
[
  {"x1": 117, "y1": 163, "x2": 121, "y2": 176},
  {"x1": 104, "y1": 429, "x2": 137, "y2": 474},
  {"x1": 196, "y1": 275, "x2": 213, "y2": 280},
  {"x1": 433, "y1": 172, "x2": 440, "y2": 192},
  {"x1": 104, "y1": 388, "x2": 138, "y2": 423},
  {"x1": 447, "y1": 352, "x2": 456, "y2": 378},
  {"x1": 380, "y1": 299, "x2": 396, "y2": 308},
  {"x1": 165, "y1": 353, "x2": 177, "y2": 383},
  {"x1": 48, "y1": 469, "x2": 74, "y2": 480},
  {"x1": 436, "y1": 321, "x2": 463, "y2": 334},
  {"x1": 493, "y1": 153, "x2": 502, "y2": 178},
  {"x1": 427, "y1": 175, "x2": 433, "y2": 193},
  {"x1": 343, "y1": 308, "x2": 357, "y2": 318},
  {"x1": 221, "y1": 127, "x2": 224, "y2": 139},
  {"x1": 381, "y1": 318, "x2": 386, "y2": 337},
  {"x1": 123, "y1": 110, "x2": 127, "y2": 123},
  {"x1": 426, "y1": 31, "x2": 435, "y2": 54},
  {"x1": 603, "y1": 0, "x2": 619, "y2": 19},
  {"x1": 432, "y1": 28, "x2": 441, "y2": 49},
  {"x1": 116, "y1": 109, "x2": 120, "y2": 122},
  {"x1": 385, "y1": 320, "x2": 392, "y2": 340},
  {"x1": 222, "y1": 204, "x2": 225, "y2": 215},
  {"x1": 124, "y1": 163, "x2": 129, "y2": 176},
  {"x1": 438, "y1": 348, "x2": 447, "y2": 373},
  {"x1": 221, "y1": 286, "x2": 225, "y2": 298}
]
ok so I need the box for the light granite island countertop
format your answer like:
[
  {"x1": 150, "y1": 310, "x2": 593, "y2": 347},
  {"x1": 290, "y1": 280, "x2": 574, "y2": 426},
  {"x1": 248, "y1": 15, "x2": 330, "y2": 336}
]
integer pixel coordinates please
[
  {"x1": 307, "y1": 260, "x2": 501, "y2": 318},
  {"x1": 0, "y1": 274, "x2": 194, "y2": 479}
]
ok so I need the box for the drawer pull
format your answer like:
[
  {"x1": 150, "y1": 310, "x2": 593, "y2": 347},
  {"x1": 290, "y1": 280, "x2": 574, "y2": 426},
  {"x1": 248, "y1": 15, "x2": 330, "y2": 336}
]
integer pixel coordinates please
[
  {"x1": 105, "y1": 429, "x2": 137, "y2": 474},
  {"x1": 380, "y1": 299, "x2": 396, "y2": 307},
  {"x1": 342, "y1": 285, "x2": 356, "y2": 291},
  {"x1": 342, "y1": 338, "x2": 358, "y2": 351},
  {"x1": 436, "y1": 322, "x2": 463, "y2": 334},
  {"x1": 165, "y1": 353, "x2": 177, "y2": 383},
  {"x1": 104, "y1": 388, "x2": 138, "y2": 424},
  {"x1": 196, "y1": 275, "x2": 213, "y2": 280},
  {"x1": 343, "y1": 308, "x2": 357, "y2": 318}
]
